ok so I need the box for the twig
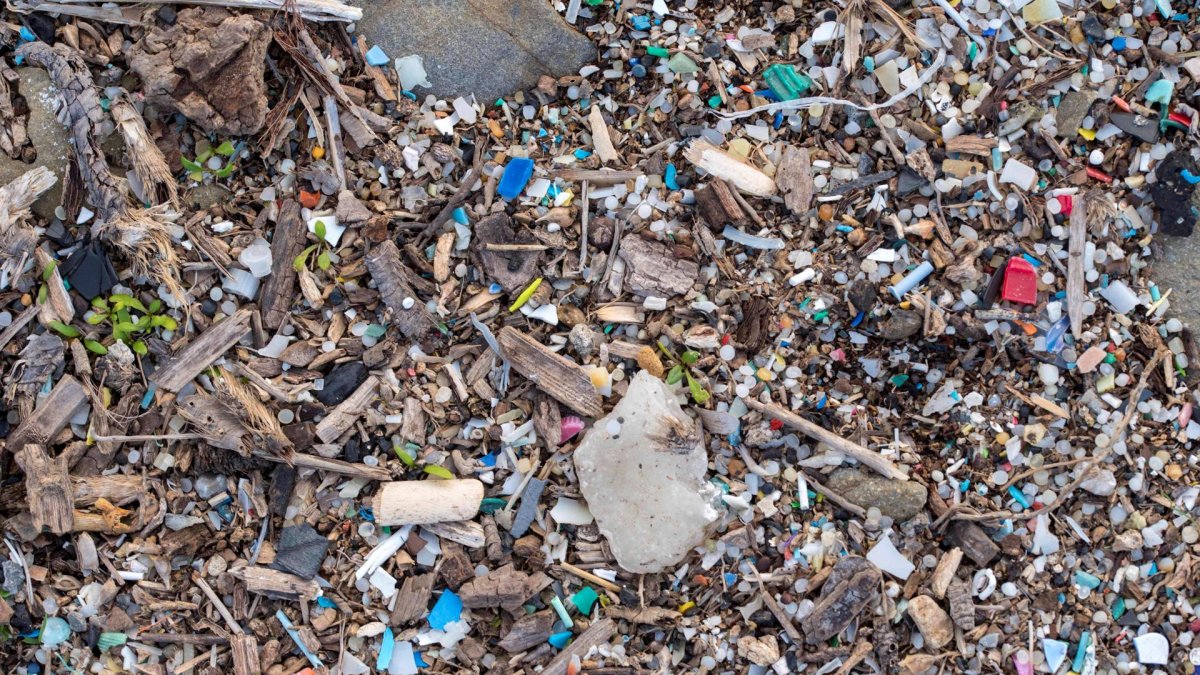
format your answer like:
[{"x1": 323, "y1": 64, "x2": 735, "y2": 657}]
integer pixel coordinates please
[
  {"x1": 558, "y1": 561, "x2": 621, "y2": 593},
  {"x1": 415, "y1": 168, "x2": 479, "y2": 244},
  {"x1": 800, "y1": 470, "x2": 867, "y2": 518},
  {"x1": 192, "y1": 573, "x2": 244, "y2": 635}
]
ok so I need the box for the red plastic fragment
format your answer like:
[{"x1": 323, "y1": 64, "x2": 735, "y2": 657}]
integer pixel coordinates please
[
  {"x1": 1001, "y1": 257, "x2": 1038, "y2": 305},
  {"x1": 1057, "y1": 194, "x2": 1073, "y2": 216}
]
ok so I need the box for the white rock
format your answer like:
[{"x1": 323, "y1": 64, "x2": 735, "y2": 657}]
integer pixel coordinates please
[
  {"x1": 574, "y1": 371, "x2": 719, "y2": 572},
  {"x1": 1133, "y1": 632, "x2": 1170, "y2": 664},
  {"x1": 1080, "y1": 469, "x2": 1117, "y2": 497}
]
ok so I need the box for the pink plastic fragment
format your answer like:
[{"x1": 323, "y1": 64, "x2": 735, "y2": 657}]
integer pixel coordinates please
[
  {"x1": 561, "y1": 416, "x2": 586, "y2": 443},
  {"x1": 1013, "y1": 653, "x2": 1034, "y2": 675},
  {"x1": 1181, "y1": 402, "x2": 1193, "y2": 428}
]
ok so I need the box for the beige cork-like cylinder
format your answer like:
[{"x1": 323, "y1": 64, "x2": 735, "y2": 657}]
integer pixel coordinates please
[{"x1": 375, "y1": 479, "x2": 484, "y2": 525}]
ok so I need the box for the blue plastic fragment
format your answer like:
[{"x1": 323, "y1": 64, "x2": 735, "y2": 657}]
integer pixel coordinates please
[
  {"x1": 480, "y1": 452, "x2": 497, "y2": 467},
  {"x1": 316, "y1": 596, "x2": 337, "y2": 608},
  {"x1": 451, "y1": 207, "x2": 469, "y2": 225},
  {"x1": 548, "y1": 631, "x2": 573, "y2": 649},
  {"x1": 141, "y1": 384, "x2": 157, "y2": 410},
  {"x1": 631, "y1": 14, "x2": 651, "y2": 30},
  {"x1": 1008, "y1": 485, "x2": 1032, "y2": 509},
  {"x1": 664, "y1": 164, "x2": 679, "y2": 190},
  {"x1": 415, "y1": 651, "x2": 429, "y2": 667},
  {"x1": 1180, "y1": 169, "x2": 1200, "y2": 184},
  {"x1": 574, "y1": 149, "x2": 592, "y2": 160},
  {"x1": 497, "y1": 157, "x2": 534, "y2": 200},
  {"x1": 19, "y1": 26, "x2": 35, "y2": 41},
  {"x1": 1111, "y1": 37, "x2": 1127, "y2": 51},
  {"x1": 724, "y1": 572, "x2": 738, "y2": 586},
  {"x1": 428, "y1": 590, "x2": 463, "y2": 631},
  {"x1": 365, "y1": 45, "x2": 390, "y2": 67},
  {"x1": 377, "y1": 627, "x2": 396, "y2": 670},
  {"x1": 488, "y1": 282, "x2": 503, "y2": 294}
]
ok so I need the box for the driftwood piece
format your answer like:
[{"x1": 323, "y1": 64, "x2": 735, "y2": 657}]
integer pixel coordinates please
[
  {"x1": 0, "y1": 169, "x2": 58, "y2": 290},
  {"x1": 497, "y1": 327, "x2": 603, "y2": 417},
  {"x1": 230, "y1": 633, "x2": 261, "y2": 675},
  {"x1": 553, "y1": 169, "x2": 643, "y2": 185},
  {"x1": 400, "y1": 396, "x2": 425, "y2": 445},
  {"x1": 458, "y1": 564, "x2": 551, "y2": 612},
  {"x1": 542, "y1": 618, "x2": 616, "y2": 675},
  {"x1": 929, "y1": 547, "x2": 963, "y2": 599},
  {"x1": 423, "y1": 520, "x2": 485, "y2": 549},
  {"x1": 618, "y1": 235, "x2": 698, "y2": 298},
  {"x1": 150, "y1": 308, "x2": 251, "y2": 392},
  {"x1": 364, "y1": 240, "x2": 441, "y2": 346},
  {"x1": 438, "y1": 542, "x2": 475, "y2": 589},
  {"x1": 473, "y1": 213, "x2": 542, "y2": 291},
  {"x1": 604, "y1": 606, "x2": 681, "y2": 625},
  {"x1": 694, "y1": 179, "x2": 745, "y2": 230},
  {"x1": 945, "y1": 135, "x2": 998, "y2": 156},
  {"x1": 232, "y1": 566, "x2": 320, "y2": 600},
  {"x1": 744, "y1": 399, "x2": 909, "y2": 481},
  {"x1": 15, "y1": 444, "x2": 73, "y2": 534},
  {"x1": 11, "y1": 0, "x2": 362, "y2": 22},
  {"x1": 0, "y1": 304, "x2": 37, "y2": 352},
  {"x1": 374, "y1": 479, "x2": 483, "y2": 525},
  {"x1": 684, "y1": 140, "x2": 776, "y2": 197},
  {"x1": 260, "y1": 200, "x2": 306, "y2": 330},
  {"x1": 7, "y1": 374, "x2": 87, "y2": 450},
  {"x1": 776, "y1": 145, "x2": 814, "y2": 214},
  {"x1": 390, "y1": 573, "x2": 435, "y2": 625},
  {"x1": 587, "y1": 106, "x2": 619, "y2": 164},
  {"x1": 314, "y1": 375, "x2": 378, "y2": 443},
  {"x1": 498, "y1": 610, "x2": 555, "y2": 653}
]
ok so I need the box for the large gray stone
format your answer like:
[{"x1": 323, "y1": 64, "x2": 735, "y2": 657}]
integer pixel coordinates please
[
  {"x1": 0, "y1": 68, "x2": 71, "y2": 219},
  {"x1": 825, "y1": 467, "x2": 928, "y2": 521},
  {"x1": 357, "y1": 0, "x2": 596, "y2": 101}
]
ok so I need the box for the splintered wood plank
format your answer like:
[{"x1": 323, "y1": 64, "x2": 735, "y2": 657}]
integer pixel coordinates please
[
  {"x1": 230, "y1": 634, "x2": 261, "y2": 675},
  {"x1": 541, "y1": 618, "x2": 616, "y2": 675},
  {"x1": 259, "y1": 200, "x2": 307, "y2": 330},
  {"x1": 776, "y1": 145, "x2": 813, "y2": 215},
  {"x1": 232, "y1": 566, "x2": 319, "y2": 600},
  {"x1": 7, "y1": 374, "x2": 87, "y2": 450},
  {"x1": 390, "y1": 573, "x2": 435, "y2": 625},
  {"x1": 315, "y1": 375, "x2": 379, "y2": 443},
  {"x1": 15, "y1": 444, "x2": 73, "y2": 535},
  {"x1": 149, "y1": 308, "x2": 252, "y2": 392},
  {"x1": 363, "y1": 240, "x2": 441, "y2": 346},
  {"x1": 497, "y1": 327, "x2": 603, "y2": 417}
]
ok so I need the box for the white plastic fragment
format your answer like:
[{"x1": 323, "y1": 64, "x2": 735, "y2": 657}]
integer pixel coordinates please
[
  {"x1": 520, "y1": 303, "x2": 559, "y2": 326},
  {"x1": 239, "y1": 238, "x2": 273, "y2": 278},
  {"x1": 550, "y1": 497, "x2": 594, "y2": 525},
  {"x1": 683, "y1": 140, "x2": 777, "y2": 197},
  {"x1": 1043, "y1": 639, "x2": 1069, "y2": 672},
  {"x1": 1099, "y1": 280, "x2": 1140, "y2": 314},
  {"x1": 574, "y1": 371, "x2": 720, "y2": 572},
  {"x1": 866, "y1": 534, "x2": 914, "y2": 580},
  {"x1": 1133, "y1": 633, "x2": 1169, "y2": 664},
  {"x1": 1031, "y1": 514, "x2": 1060, "y2": 555},
  {"x1": 394, "y1": 54, "x2": 431, "y2": 91},
  {"x1": 308, "y1": 214, "x2": 345, "y2": 247},
  {"x1": 223, "y1": 268, "x2": 260, "y2": 300},
  {"x1": 1000, "y1": 158, "x2": 1037, "y2": 191}
]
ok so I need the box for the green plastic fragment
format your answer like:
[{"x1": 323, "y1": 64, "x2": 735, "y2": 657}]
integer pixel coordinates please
[
  {"x1": 813, "y1": 309, "x2": 829, "y2": 321},
  {"x1": 890, "y1": 374, "x2": 910, "y2": 387},
  {"x1": 1145, "y1": 79, "x2": 1174, "y2": 106},
  {"x1": 667, "y1": 52, "x2": 699, "y2": 74},
  {"x1": 1111, "y1": 596, "x2": 1126, "y2": 619},
  {"x1": 572, "y1": 587, "x2": 600, "y2": 614},
  {"x1": 480, "y1": 497, "x2": 508, "y2": 514},
  {"x1": 98, "y1": 632, "x2": 127, "y2": 650},
  {"x1": 762, "y1": 63, "x2": 812, "y2": 101},
  {"x1": 646, "y1": 45, "x2": 669, "y2": 58},
  {"x1": 707, "y1": 95, "x2": 722, "y2": 108}
]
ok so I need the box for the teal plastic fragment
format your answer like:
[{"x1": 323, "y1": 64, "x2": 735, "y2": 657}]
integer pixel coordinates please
[
  {"x1": 548, "y1": 631, "x2": 573, "y2": 649},
  {"x1": 1145, "y1": 79, "x2": 1174, "y2": 106},
  {"x1": 571, "y1": 586, "x2": 600, "y2": 615},
  {"x1": 1074, "y1": 570, "x2": 1101, "y2": 589},
  {"x1": 763, "y1": 63, "x2": 812, "y2": 101}
]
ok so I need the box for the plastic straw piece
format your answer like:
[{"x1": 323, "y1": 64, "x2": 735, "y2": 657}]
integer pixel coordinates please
[{"x1": 722, "y1": 225, "x2": 785, "y2": 250}]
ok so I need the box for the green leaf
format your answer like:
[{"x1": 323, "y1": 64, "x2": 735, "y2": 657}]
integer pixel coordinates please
[
  {"x1": 187, "y1": 171, "x2": 204, "y2": 183},
  {"x1": 196, "y1": 148, "x2": 213, "y2": 164},
  {"x1": 110, "y1": 294, "x2": 147, "y2": 313},
  {"x1": 83, "y1": 339, "x2": 108, "y2": 355},
  {"x1": 152, "y1": 315, "x2": 178, "y2": 331},
  {"x1": 86, "y1": 312, "x2": 108, "y2": 325},
  {"x1": 317, "y1": 250, "x2": 331, "y2": 271},
  {"x1": 214, "y1": 163, "x2": 235, "y2": 179},
  {"x1": 680, "y1": 350, "x2": 700, "y2": 366},
  {"x1": 41, "y1": 260, "x2": 57, "y2": 281},
  {"x1": 685, "y1": 371, "x2": 710, "y2": 404},
  {"x1": 180, "y1": 156, "x2": 203, "y2": 172},
  {"x1": 423, "y1": 465, "x2": 454, "y2": 480},
  {"x1": 114, "y1": 321, "x2": 136, "y2": 340},
  {"x1": 91, "y1": 297, "x2": 109, "y2": 311},
  {"x1": 130, "y1": 340, "x2": 148, "y2": 356},
  {"x1": 36, "y1": 284, "x2": 46, "y2": 305},
  {"x1": 48, "y1": 320, "x2": 79, "y2": 338},
  {"x1": 134, "y1": 315, "x2": 153, "y2": 331},
  {"x1": 393, "y1": 445, "x2": 416, "y2": 466},
  {"x1": 215, "y1": 140, "x2": 236, "y2": 156},
  {"x1": 666, "y1": 364, "x2": 684, "y2": 385},
  {"x1": 314, "y1": 219, "x2": 327, "y2": 241},
  {"x1": 148, "y1": 299, "x2": 162, "y2": 314},
  {"x1": 115, "y1": 309, "x2": 131, "y2": 324},
  {"x1": 293, "y1": 244, "x2": 318, "y2": 272}
]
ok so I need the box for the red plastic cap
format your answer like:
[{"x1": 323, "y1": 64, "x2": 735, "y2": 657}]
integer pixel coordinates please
[{"x1": 1001, "y1": 257, "x2": 1038, "y2": 305}]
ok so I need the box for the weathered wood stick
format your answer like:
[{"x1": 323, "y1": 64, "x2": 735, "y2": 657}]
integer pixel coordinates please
[
  {"x1": 259, "y1": 200, "x2": 306, "y2": 330},
  {"x1": 541, "y1": 618, "x2": 616, "y2": 675},
  {"x1": 7, "y1": 374, "x2": 87, "y2": 451},
  {"x1": 423, "y1": 520, "x2": 485, "y2": 549},
  {"x1": 497, "y1": 327, "x2": 603, "y2": 417},
  {"x1": 374, "y1": 479, "x2": 483, "y2": 526},
  {"x1": 553, "y1": 169, "x2": 644, "y2": 185},
  {"x1": 744, "y1": 398, "x2": 909, "y2": 481},
  {"x1": 315, "y1": 375, "x2": 378, "y2": 443},
  {"x1": 149, "y1": 308, "x2": 251, "y2": 392},
  {"x1": 15, "y1": 444, "x2": 73, "y2": 534}
]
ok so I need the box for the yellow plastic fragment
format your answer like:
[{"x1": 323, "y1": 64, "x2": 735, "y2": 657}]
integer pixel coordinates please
[
  {"x1": 509, "y1": 277, "x2": 543, "y2": 312},
  {"x1": 1077, "y1": 127, "x2": 1096, "y2": 140}
]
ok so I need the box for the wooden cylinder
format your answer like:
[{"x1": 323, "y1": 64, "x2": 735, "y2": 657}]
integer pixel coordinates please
[{"x1": 375, "y1": 479, "x2": 484, "y2": 526}]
